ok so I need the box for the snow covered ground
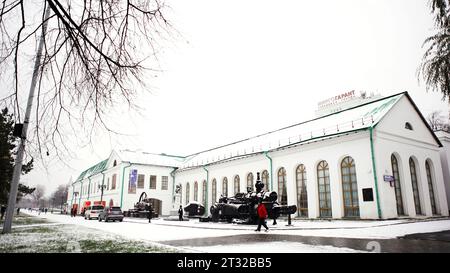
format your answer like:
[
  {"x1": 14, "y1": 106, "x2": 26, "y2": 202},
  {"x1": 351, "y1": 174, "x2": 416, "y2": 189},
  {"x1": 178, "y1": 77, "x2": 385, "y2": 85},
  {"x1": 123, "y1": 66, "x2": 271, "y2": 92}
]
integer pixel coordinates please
[
  {"x1": 21, "y1": 210, "x2": 254, "y2": 241},
  {"x1": 22, "y1": 210, "x2": 450, "y2": 240},
  {"x1": 0, "y1": 221, "x2": 182, "y2": 253},
  {"x1": 18, "y1": 211, "x2": 450, "y2": 252}
]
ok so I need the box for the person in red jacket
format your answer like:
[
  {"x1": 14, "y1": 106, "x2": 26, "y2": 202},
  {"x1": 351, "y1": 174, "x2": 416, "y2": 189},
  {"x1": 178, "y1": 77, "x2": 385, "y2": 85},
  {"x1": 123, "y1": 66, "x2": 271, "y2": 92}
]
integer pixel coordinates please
[{"x1": 255, "y1": 199, "x2": 269, "y2": 232}]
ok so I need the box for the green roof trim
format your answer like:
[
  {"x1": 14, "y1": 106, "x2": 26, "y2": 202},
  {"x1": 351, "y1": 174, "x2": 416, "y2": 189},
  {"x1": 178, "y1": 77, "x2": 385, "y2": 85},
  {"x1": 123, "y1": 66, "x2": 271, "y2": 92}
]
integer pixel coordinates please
[{"x1": 75, "y1": 159, "x2": 108, "y2": 182}]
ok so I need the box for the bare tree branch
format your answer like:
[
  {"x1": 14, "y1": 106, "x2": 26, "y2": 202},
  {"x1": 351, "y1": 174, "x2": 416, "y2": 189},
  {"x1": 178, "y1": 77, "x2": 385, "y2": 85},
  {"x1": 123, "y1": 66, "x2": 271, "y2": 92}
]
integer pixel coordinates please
[{"x1": 0, "y1": 0, "x2": 173, "y2": 165}]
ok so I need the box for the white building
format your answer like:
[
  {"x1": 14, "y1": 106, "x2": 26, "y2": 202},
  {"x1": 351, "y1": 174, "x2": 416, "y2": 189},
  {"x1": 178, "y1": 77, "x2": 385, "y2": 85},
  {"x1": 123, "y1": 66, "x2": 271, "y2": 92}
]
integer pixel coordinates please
[
  {"x1": 67, "y1": 150, "x2": 183, "y2": 216},
  {"x1": 68, "y1": 91, "x2": 449, "y2": 219},
  {"x1": 435, "y1": 130, "x2": 450, "y2": 211}
]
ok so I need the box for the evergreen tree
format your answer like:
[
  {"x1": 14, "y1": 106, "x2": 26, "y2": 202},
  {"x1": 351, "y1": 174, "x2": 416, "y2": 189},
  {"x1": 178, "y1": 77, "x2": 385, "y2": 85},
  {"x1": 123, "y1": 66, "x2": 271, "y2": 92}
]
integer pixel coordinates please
[{"x1": 0, "y1": 108, "x2": 35, "y2": 204}]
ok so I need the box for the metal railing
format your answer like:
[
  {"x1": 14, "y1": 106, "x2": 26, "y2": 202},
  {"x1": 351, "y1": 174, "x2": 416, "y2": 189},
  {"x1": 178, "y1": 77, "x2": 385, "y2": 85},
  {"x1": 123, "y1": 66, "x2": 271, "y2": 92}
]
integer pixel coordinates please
[{"x1": 183, "y1": 115, "x2": 375, "y2": 168}]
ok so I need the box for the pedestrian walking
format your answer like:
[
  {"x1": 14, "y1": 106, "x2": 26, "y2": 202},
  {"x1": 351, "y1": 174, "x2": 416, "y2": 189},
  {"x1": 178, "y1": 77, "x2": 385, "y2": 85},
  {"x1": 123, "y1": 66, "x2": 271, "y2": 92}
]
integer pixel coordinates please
[
  {"x1": 0, "y1": 205, "x2": 6, "y2": 220},
  {"x1": 147, "y1": 204, "x2": 153, "y2": 223},
  {"x1": 178, "y1": 205, "x2": 183, "y2": 221},
  {"x1": 16, "y1": 207, "x2": 20, "y2": 216},
  {"x1": 255, "y1": 200, "x2": 269, "y2": 232}
]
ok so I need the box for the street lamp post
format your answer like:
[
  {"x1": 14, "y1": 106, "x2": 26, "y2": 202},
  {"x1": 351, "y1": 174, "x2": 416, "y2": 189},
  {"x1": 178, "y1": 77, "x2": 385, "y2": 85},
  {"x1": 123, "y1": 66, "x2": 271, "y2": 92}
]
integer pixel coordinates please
[
  {"x1": 73, "y1": 192, "x2": 79, "y2": 214},
  {"x1": 98, "y1": 183, "x2": 106, "y2": 203}
]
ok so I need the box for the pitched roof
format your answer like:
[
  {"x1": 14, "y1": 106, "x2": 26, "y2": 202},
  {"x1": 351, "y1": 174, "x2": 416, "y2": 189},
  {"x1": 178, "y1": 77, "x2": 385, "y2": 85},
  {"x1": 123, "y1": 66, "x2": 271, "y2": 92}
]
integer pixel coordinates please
[
  {"x1": 116, "y1": 149, "x2": 186, "y2": 168},
  {"x1": 179, "y1": 92, "x2": 424, "y2": 169},
  {"x1": 400, "y1": 92, "x2": 443, "y2": 148},
  {"x1": 75, "y1": 158, "x2": 108, "y2": 182},
  {"x1": 74, "y1": 91, "x2": 442, "y2": 175}
]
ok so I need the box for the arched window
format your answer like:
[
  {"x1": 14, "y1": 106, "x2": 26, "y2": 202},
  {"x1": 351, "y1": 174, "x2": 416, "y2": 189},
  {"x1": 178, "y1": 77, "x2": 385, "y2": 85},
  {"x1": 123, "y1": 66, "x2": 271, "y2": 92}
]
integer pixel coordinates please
[
  {"x1": 405, "y1": 122, "x2": 413, "y2": 130},
  {"x1": 261, "y1": 170, "x2": 269, "y2": 191},
  {"x1": 247, "y1": 173, "x2": 254, "y2": 192},
  {"x1": 296, "y1": 164, "x2": 308, "y2": 217},
  {"x1": 234, "y1": 175, "x2": 240, "y2": 195},
  {"x1": 212, "y1": 179, "x2": 217, "y2": 203},
  {"x1": 185, "y1": 182, "x2": 190, "y2": 205},
  {"x1": 317, "y1": 160, "x2": 332, "y2": 218},
  {"x1": 341, "y1": 156, "x2": 360, "y2": 217},
  {"x1": 409, "y1": 158, "x2": 422, "y2": 215},
  {"x1": 113, "y1": 160, "x2": 117, "y2": 167},
  {"x1": 278, "y1": 167, "x2": 287, "y2": 205},
  {"x1": 194, "y1": 181, "x2": 198, "y2": 202},
  {"x1": 391, "y1": 154, "x2": 405, "y2": 216},
  {"x1": 202, "y1": 180, "x2": 207, "y2": 206},
  {"x1": 426, "y1": 160, "x2": 439, "y2": 215},
  {"x1": 222, "y1": 177, "x2": 228, "y2": 197}
]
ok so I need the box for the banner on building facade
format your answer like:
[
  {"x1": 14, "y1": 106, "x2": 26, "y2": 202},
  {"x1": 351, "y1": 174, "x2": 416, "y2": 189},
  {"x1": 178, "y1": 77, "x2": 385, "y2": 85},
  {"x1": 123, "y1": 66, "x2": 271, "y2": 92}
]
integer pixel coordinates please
[{"x1": 128, "y1": 169, "x2": 138, "y2": 194}]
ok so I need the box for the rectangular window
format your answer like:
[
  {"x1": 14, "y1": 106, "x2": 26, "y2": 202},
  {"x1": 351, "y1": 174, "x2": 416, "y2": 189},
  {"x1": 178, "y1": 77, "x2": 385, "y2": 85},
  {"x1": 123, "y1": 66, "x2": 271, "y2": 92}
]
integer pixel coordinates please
[
  {"x1": 161, "y1": 176, "x2": 168, "y2": 190},
  {"x1": 138, "y1": 174, "x2": 145, "y2": 189},
  {"x1": 150, "y1": 175, "x2": 157, "y2": 189},
  {"x1": 112, "y1": 174, "x2": 117, "y2": 190}
]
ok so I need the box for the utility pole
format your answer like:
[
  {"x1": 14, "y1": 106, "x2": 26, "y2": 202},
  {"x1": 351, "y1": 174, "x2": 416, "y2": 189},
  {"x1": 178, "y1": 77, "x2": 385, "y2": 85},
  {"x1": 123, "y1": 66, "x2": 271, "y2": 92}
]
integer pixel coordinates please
[{"x1": 2, "y1": 5, "x2": 51, "y2": 234}]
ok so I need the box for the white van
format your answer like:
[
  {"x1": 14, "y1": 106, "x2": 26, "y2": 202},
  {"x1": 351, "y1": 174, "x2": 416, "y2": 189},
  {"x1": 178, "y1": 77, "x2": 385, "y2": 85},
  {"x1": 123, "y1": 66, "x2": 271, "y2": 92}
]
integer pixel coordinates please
[{"x1": 84, "y1": 205, "x2": 105, "y2": 220}]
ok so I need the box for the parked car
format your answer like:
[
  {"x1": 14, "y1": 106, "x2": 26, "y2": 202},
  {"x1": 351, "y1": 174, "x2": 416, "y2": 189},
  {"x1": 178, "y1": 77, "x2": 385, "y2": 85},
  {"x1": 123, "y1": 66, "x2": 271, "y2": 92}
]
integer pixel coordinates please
[
  {"x1": 84, "y1": 205, "x2": 105, "y2": 220},
  {"x1": 98, "y1": 206, "x2": 124, "y2": 222}
]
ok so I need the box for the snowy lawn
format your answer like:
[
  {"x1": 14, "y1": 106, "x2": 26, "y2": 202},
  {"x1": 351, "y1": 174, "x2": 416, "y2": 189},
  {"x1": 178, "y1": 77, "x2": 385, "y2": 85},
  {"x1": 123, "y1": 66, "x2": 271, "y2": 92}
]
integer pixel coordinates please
[
  {"x1": 0, "y1": 212, "x2": 49, "y2": 226},
  {"x1": 0, "y1": 214, "x2": 182, "y2": 253}
]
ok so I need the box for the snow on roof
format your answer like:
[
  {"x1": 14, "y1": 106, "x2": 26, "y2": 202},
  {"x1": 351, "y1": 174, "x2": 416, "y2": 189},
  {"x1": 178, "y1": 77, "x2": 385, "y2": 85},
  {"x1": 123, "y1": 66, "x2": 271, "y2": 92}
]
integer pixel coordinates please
[
  {"x1": 117, "y1": 149, "x2": 186, "y2": 168},
  {"x1": 179, "y1": 92, "x2": 404, "y2": 169},
  {"x1": 74, "y1": 92, "x2": 406, "y2": 176}
]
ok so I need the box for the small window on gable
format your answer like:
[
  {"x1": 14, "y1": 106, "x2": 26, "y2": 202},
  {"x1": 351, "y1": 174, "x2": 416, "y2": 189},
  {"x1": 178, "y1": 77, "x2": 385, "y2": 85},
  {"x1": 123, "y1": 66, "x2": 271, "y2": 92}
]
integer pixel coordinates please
[
  {"x1": 113, "y1": 160, "x2": 117, "y2": 167},
  {"x1": 405, "y1": 122, "x2": 413, "y2": 130}
]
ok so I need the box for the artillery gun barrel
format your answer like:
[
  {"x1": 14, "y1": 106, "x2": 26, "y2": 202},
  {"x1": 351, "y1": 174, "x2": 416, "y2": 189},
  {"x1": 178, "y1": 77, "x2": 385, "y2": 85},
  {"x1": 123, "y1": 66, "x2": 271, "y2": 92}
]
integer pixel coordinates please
[{"x1": 273, "y1": 204, "x2": 297, "y2": 215}]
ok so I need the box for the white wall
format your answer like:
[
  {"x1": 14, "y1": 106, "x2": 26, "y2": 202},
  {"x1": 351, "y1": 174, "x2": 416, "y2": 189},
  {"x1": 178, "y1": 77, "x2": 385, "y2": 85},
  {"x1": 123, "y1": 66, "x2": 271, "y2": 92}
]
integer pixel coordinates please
[
  {"x1": 67, "y1": 161, "x2": 175, "y2": 216},
  {"x1": 436, "y1": 130, "x2": 450, "y2": 213},
  {"x1": 176, "y1": 131, "x2": 379, "y2": 219},
  {"x1": 375, "y1": 96, "x2": 449, "y2": 218},
  {"x1": 120, "y1": 164, "x2": 175, "y2": 216},
  {"x1": 67, "y1": 96, "x2": 450, "y2": 220}
]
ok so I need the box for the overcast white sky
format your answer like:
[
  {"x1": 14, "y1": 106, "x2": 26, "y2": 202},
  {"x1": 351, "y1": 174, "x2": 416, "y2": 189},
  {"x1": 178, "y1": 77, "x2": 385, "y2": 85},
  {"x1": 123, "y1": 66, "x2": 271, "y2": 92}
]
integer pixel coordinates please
[{"x1": 13, "y1": 0, "x2": 450, "y2": 196}]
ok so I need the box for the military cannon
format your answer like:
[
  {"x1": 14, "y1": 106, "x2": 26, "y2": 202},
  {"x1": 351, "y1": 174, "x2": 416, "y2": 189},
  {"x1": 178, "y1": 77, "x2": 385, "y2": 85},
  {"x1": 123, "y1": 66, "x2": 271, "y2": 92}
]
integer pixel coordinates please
[
  {"x1": 209, "y1": 173, "x2": 297, "y2": 224},
  {"x1": 125, "y1": 192, "x2": 157, "y2": 218}
]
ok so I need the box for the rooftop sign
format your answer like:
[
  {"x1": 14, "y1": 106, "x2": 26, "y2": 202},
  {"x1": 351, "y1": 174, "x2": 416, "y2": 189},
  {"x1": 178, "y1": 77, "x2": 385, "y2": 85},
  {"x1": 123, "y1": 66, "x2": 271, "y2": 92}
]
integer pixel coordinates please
[{"x1": 318, "y1": 90, "x2": 356, "y2": 110}]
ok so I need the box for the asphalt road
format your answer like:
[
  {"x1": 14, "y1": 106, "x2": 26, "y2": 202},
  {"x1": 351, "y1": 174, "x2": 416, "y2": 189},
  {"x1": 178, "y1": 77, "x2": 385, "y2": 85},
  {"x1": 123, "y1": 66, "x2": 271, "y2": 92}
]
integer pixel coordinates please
[{"x1": 159, "y1": 232, "x2": 450, "y2": 253}]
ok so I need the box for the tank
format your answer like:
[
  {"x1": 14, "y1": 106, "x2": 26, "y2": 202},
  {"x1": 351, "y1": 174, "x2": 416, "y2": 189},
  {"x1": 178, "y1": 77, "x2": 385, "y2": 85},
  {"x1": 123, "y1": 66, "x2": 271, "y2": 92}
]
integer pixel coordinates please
[
  {"x1": 209, "y1": 172, "x2": 297, "y2": 224},
  {"x1": 184, "y1": 201, "x2": 206, "y2": 217}
]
